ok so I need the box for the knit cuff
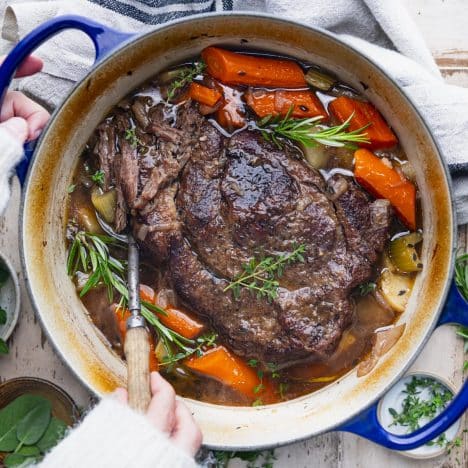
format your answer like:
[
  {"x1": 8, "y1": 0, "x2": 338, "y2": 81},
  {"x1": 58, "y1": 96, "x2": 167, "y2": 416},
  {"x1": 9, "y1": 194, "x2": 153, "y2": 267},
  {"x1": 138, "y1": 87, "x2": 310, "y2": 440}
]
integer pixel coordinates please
[
  {"x1": 40, "y1": 398, "x2": 197, "y2": 468},
  {"x1": 0, "y1": 128, "x2": 23, "y2": 214}
]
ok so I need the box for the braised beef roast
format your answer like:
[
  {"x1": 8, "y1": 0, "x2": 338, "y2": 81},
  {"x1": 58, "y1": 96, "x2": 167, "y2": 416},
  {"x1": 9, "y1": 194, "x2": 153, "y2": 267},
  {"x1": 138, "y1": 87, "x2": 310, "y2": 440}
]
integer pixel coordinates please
[{"x1": 95, "y1": 100, "x2": 391, "y2": 367}]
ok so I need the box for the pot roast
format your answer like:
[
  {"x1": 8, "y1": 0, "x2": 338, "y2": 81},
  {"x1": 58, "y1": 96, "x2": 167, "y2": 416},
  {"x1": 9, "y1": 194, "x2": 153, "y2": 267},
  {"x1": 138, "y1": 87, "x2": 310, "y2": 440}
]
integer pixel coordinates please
[{"x1": 94, "y1": 99, "x2": 392, "y2": 367}]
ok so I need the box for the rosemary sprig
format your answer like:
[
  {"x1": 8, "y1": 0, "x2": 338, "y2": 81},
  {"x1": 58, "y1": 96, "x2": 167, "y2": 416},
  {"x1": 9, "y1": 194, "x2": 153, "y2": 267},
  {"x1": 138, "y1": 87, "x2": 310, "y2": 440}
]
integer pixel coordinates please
[
  {"x1": 258, "y1": 107, "x2": 370, "y2": 149},
  {"x1": 67, "y1": 231, "x2": 126, "y2": 302},
  {"x1": 224, "y1": 245, "x2": 306, "y2": 302},
  {"x1": 166, "y1": 61, "x2": 205, "y2": 102},
  {"x1": 67, "y1": 230, "x2": 206, "y2": 363}
]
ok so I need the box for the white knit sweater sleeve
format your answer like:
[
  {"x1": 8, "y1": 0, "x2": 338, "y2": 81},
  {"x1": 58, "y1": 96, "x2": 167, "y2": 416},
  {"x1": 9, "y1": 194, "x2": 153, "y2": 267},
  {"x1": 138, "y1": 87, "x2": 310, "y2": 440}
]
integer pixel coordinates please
[
  {"x1": 40, "y1": 398, "x2": 198, "y2": 468},
  {"x1": 0, "y1": 128, "x2": 23, "y2": 214}
]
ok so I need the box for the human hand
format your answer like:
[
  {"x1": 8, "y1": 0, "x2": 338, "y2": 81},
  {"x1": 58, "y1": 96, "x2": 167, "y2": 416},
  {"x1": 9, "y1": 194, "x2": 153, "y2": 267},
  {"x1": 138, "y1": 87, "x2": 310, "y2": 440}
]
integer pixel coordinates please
[
  {"x1": 113, "y1": 372, "x2": 202, "y2": 456},
  {"x1": 0, "y1": 55, "x2": 50, "y2": 143}
]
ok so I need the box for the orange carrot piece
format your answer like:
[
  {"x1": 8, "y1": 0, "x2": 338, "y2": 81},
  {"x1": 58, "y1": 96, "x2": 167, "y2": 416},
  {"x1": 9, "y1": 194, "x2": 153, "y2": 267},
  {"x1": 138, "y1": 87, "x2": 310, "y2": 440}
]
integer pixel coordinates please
[
  {"x1": 245, "y1": 89, "x2": 327, "y2": 119},
  {"x1": 189, "y1": 82, "x2": 222, "y2": 107},
  {"x1": 354, "y1": 149, "x2": 416, "y2": 230},
  {"x1": 202, "y1": 46, "x2": 307, "y2": 88},
  {"x1": 328, "y1": 96, "x2": 398, "y2": 150},
  {"x1": 185, "y1": 346, "x2": 275, "y2": 402},
  {"x1": 159, "y1": 307, "x2": 205, "y2": 339},
  {"x1": 140, "y1": 284, "x2": 205, "y2": 339},
  {"x1": 114, "y1": 305, "x2": 159, "y2": 372}
]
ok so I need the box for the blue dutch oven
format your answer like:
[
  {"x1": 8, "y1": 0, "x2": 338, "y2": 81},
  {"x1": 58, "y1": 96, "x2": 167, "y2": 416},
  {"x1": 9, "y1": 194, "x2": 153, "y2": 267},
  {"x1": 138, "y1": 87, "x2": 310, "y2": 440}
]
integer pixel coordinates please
[{"x1": 0, "y1": 14, "x2": 466, "y2": 451}]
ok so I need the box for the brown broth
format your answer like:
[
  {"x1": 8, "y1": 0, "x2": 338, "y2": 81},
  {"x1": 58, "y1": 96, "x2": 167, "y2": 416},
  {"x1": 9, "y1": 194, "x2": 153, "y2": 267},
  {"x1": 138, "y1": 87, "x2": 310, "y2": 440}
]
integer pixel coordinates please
[{"x1": 66, "y1": 52, "x2": 419, "y2": 406}]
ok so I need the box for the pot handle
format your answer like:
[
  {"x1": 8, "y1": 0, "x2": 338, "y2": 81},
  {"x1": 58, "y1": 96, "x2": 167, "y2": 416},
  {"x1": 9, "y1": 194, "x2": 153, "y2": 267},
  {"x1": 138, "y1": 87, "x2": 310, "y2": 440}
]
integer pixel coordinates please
[
  {"x1": 0, "y1": 15, "x2": 134, "y2": 183},
  {"x1": 337, "y1": 280, "x2": 468, "y2": 450}
]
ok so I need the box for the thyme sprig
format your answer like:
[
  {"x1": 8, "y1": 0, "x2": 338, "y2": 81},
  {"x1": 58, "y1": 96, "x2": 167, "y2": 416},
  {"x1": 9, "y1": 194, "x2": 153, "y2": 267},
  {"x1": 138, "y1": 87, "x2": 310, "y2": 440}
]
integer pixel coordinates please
[
  {"x1": 389, "y1": 376, "x2": 453, "y2": 446},
  {"x1": 224, "y1": 245, "x2": 306, "y2": 302},
  {"x1": 166, "y1": 61, "x2": 205, "y2": 102},
  {"x1": 91, "y1": 170, "x2": 105, "y2": 187},
  {"x1": 67, "y1": 230, "x2": 204, "y2": 362},
  {"x1": 124, "y1": 128, "x2": 140, "y2": 148},
  {"x1": 258, "y1": 108, "x2": 370, "y2": 149}
]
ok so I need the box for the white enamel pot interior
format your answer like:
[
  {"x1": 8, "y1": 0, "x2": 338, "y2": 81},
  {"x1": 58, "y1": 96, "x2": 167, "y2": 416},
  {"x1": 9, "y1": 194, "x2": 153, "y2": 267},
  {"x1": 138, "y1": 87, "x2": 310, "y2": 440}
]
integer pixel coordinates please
[{"x1": 21, "y1": 13, "x2": 455, "y2": 449}]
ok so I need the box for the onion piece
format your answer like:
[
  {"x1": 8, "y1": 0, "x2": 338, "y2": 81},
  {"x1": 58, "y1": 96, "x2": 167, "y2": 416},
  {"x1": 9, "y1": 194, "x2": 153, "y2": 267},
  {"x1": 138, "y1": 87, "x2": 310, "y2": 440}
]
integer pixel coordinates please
[
  {"x1": 91, "y1": 187, "x2": 117, "y2": 224},
  {"x1": 301, "y1": 143, "x2": 328, "y2": 169},
  {"x1": 357, "y1": 324, "x2": 406, "y2": 377},
  {"x1": 305, "y1": 68, "x2": 336, "y2": 91}
]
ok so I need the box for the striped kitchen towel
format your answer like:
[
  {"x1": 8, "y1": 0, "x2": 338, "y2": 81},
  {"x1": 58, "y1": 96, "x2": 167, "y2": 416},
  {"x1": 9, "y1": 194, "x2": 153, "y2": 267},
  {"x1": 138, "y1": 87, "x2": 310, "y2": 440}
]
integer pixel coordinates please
[{"x1": 2, "y1": 0, "x2": 468, "y2": 223}]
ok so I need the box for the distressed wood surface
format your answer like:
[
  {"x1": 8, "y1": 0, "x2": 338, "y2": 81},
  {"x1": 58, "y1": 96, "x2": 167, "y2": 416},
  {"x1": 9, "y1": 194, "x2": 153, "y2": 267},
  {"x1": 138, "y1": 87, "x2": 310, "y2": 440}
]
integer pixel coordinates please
[{"x1": 0, "y1": 1, "x2": 466, "y2": 466}]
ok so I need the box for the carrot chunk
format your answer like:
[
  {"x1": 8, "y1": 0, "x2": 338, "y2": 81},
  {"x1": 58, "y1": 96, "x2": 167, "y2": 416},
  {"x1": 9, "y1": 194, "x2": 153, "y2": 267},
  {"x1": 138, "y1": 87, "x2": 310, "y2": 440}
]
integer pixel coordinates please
[
  {"x1": 328, "y1": 96, "x2": 398, "y2": 150},
  {"x1": 354, "y1": 149, "x2": 416, "y2": 230},
  {"x1": 189, "y1": 82, "x2": 222, "y2": 107},
  {"x1": 245, "y1": 89, "x2": 327, "y2": 119},
  {"x1": 202, "y1": 46, "x2": 307, "y2": 88},
  {"x1": 140, "y1": 284, "x2": 205, "y2": 339},
  {"x1": 185, "y1": 346, "x2": 275, "y2": 402}
]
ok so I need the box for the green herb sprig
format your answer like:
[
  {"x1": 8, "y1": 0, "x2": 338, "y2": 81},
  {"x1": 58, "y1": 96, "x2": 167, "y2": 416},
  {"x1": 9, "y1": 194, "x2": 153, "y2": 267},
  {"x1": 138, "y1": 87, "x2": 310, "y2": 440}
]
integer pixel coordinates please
[
  {"x1": 454, "y1": 253, "x2": 468, "y2": 371},
  {"x1": 356, "y1": 281, "x2": 376, "y2": 296},
  {"x1": 91, "y1": 170, "x2": 105, "y2": 187},
  {"x1": 66, "y1": 230, "x2": 214, "y2": 365},
  {"x1": 388, "y1": 376, "x2": 454, "y2": 448},
  {"x1": 224, "y1": 245, "x2": 306, "y2": 302},
  {"x1": 124, "y1": 128, "x2": 140, "y2": 149},
  {"x1": 258, "y1": 108, "x2": 370, "y2": 150},
  {"x1": 211, "y1": 449, "x2": 276, "y2": 468},
  {"x1": 166, "y1": 61, "x2": 205, "y2": 102}
]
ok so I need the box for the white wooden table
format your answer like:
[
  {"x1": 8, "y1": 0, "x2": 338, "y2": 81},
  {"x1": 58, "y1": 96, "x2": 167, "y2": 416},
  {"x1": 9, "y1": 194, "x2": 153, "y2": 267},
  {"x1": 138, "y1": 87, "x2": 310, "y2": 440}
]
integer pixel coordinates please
[{"x1": 0, "y1": 1, "x2": 466, "y2": 466}]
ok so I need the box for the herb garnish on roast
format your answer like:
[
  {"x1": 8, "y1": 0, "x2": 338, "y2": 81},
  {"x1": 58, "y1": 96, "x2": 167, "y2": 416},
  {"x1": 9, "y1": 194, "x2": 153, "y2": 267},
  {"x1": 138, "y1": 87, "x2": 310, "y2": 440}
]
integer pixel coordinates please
[{"x1": 92, "y1": 100, "x2": 391, "y2": 368}]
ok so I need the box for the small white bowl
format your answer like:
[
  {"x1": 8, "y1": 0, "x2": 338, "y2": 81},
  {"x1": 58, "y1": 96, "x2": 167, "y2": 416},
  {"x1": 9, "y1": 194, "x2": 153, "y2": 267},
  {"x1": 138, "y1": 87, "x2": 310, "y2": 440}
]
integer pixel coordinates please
[
  {"x1": 378, "y1": 371, "x2": 461, "y2": 459},
  {"x1": 0, "y1": 252, "x2": 20, "y2": 342}
]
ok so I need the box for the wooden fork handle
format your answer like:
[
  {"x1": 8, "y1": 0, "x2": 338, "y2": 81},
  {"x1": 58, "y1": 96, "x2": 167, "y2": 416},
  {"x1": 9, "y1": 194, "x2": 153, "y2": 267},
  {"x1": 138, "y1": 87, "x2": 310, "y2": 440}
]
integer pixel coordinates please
[{"x1": 124, "y1": 326, "x2": 151, "y2": 412}]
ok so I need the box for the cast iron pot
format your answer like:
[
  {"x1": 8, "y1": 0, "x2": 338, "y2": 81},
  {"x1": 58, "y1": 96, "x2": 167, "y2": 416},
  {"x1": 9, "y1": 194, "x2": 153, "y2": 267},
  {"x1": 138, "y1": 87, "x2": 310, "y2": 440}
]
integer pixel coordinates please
[{"x1": 0, "y1": 13, "x2": 466, "y2": 451}]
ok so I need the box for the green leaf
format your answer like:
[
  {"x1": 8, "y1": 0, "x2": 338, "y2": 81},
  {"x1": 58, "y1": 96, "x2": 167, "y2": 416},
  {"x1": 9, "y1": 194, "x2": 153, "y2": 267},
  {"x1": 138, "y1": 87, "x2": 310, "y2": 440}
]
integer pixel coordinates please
[
  {"x1": 0, "y1": 338, "x2": 8, "y2": 354},
  {"x1": 4, "y1": 453, "x2": 36, "y2": 467},
  {"x1": 17, "y1": 446, "x2": 40, "y2": 456},
  {"x1": 0, "y1": 306, "x2": 7, "y2": 325},
  {"x1": 0, "y1": 396, "x2": 49, "y2": 451},
  {"x1": 36, "y1": 418, "x2": 68, "y2": 452},
  {"x1": 16, "y1": 401, "x2": 51, "y2": 446},
  {"x1": 67, "y1": 184, "x2": 76, "y2": 194}
]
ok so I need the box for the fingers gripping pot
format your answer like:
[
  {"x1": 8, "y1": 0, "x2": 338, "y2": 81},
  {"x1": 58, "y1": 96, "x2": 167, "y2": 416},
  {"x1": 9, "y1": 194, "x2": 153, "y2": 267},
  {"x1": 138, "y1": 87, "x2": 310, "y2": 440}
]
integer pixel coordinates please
[{"x1": 0, "y1": 13, "x2": 466, "y2": 450}]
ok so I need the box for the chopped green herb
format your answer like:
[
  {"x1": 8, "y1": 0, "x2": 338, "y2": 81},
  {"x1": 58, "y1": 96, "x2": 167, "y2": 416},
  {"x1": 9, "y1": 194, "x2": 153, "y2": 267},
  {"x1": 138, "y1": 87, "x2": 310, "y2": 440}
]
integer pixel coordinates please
[
  {"x1": 258, "y1": 107, "x2": 370, "y2": 150},
  {"x1": 252, "y1": 398, "x2": 263, "y2": 407},
  {"x1": 454, "y1": 253, "x2": 468, "y2": 372},
  {"x1": 67, "y1": 184, "x2": 76, "y2": 194},
  {"x1": 248, "y1": 359, "x2": 258, "y2": 368},
  {"x1": 166, "y1": 62, "x2": 205, "y2": 102},
  {"x1": 224, "y1": 244, "x2": 306, "y2": 302},
  {"x1": 91, "y1": 170, "x2": 105, "y2": 187},
  {"x1": 124, "y1": 128, "x2": 139, "y2": 148},
  {"x1": 357, "y1": 281, "x2": 376, "y2": 296},
  {"x1": 278, "y1": 382, "x2": 289, "y2": 400},
  {"x1": 211, "y1": 449, "x2": 276, "y2": 468},
  {"x1": 388, "y1": 376, "x2": 454, "y2": 449},
  {"x1": 267, "y1": 362, "x2": 280, "y2": 379}
]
